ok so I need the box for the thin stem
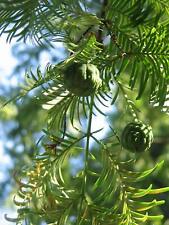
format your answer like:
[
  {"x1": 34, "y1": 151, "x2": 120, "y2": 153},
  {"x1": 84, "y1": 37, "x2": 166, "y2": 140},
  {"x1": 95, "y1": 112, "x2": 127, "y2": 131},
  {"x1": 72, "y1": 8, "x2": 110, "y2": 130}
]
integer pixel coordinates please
[
  {"x1": 84, "y1": 95, "x2": 94, "y2": 173},
  {"x1": 97, "y1": 0, "x2": 108, "y2": 42},
  {"x1": 76, "y1": 95, "x2": 95, "y2": 224}
]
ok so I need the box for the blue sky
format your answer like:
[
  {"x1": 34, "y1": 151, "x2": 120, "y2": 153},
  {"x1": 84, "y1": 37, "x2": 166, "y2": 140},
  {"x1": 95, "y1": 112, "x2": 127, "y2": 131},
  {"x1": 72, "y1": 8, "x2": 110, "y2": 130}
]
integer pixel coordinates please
[
  {"x1": 0, "y1": 35, "x2": 16, "y2": 169},
  {"x1": 0, "y1": 36, "x2": 18, "y2": 225},
  {"x1": 0, "y1": 36, "x2": 18, "y2": 87}
]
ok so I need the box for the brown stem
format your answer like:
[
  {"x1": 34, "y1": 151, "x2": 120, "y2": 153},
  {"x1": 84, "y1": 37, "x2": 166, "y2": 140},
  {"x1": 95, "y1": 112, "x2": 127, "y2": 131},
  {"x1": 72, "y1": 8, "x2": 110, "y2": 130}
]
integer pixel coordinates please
[{"x1": 97, "y1": 0, "x2": 108, "y2": 43}]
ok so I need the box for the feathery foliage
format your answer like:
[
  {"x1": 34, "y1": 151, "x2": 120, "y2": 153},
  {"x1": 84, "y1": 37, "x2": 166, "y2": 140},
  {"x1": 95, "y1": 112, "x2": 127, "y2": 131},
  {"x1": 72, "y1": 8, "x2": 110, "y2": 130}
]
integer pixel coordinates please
[{"x1": 1, "y1": 0, "x2": 169, "y2": 224}]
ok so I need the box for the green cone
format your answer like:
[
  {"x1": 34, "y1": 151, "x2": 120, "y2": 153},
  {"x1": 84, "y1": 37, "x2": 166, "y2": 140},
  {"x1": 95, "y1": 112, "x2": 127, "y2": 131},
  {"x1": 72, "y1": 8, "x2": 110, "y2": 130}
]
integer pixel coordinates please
[
  {"x1": 121, "y1": 121, "x2": 153, "y2": 153},
  {"x1": 63, "y1": 63, "x2": 102, "y2": 96}
]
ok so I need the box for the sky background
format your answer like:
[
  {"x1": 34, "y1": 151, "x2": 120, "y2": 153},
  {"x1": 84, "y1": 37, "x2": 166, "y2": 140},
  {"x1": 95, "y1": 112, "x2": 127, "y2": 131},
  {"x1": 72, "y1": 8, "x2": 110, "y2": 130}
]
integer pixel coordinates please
[
  {"x1": 0, "y1": 35, "x2": 58, "y2": 225},
  {"x1": 0, "y1": 36, "x2": 18, "y2": 225},
  {"x1": 0, "y1": 35, "x2": 59, "y2": 224}
]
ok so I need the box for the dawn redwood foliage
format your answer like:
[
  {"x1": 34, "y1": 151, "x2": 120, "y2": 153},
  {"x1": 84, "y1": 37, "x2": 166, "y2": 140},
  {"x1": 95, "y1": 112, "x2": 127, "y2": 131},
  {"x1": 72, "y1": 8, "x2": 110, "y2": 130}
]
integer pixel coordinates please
[{"x1": 1, "y1": 0, "x2": 169, "y2": 224}]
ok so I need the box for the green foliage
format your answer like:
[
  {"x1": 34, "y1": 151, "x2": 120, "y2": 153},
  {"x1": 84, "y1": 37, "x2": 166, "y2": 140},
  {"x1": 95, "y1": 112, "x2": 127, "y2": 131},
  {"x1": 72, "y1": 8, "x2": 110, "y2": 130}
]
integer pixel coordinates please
[
  {"x1": 4, "y1": 133, "x2": 169, "y2": 225},
  {"x1": 1, "y1": 0, "x2": 169, "y2": 224}
]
